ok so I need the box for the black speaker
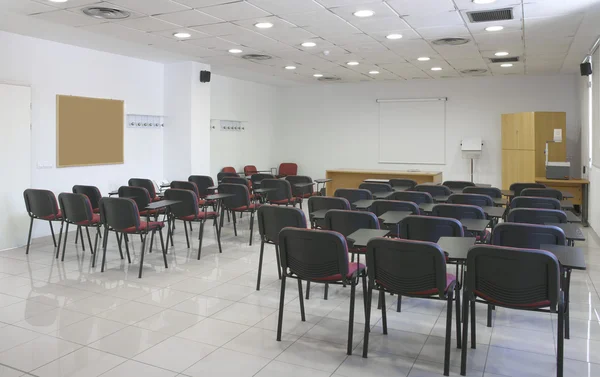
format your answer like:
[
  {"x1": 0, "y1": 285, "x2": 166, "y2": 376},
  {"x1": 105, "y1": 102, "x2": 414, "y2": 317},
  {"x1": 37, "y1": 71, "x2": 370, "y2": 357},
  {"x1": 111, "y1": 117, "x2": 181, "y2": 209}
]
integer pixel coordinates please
[
  {"x1": 580, "y1": 62, "x2": 592, "y2": 76},
  {"x1": 200, "y1": 70, "x2": 211, "y2": 83}
]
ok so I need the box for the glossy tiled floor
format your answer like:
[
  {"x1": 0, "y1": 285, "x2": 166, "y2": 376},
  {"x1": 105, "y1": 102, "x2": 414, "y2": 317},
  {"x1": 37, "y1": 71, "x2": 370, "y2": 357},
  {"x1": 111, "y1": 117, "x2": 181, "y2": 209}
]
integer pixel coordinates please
[{"x1": 1, "y1": 213, "x2": 600, "y2": 377}]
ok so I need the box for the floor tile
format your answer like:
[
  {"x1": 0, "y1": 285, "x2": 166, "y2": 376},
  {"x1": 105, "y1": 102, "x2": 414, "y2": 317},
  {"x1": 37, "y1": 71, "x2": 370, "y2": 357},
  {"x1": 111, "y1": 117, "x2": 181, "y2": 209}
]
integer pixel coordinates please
[
  {"x1": 253, "y1": 360, "x2": 331, "y2": 377},
  {"x1": 134, "y1": 309, "x2": 204, "y2": 335},
  {"x1": 418, "y1": 335, "x2": 488, "y2": 371},
  {"x1": 484, "y1": 346, "x2": 556, "y2": 377},
  {"x1": 135, "y1": 288, "x2": 196, "y2": 309},
  {"x1": 212, "y1": 302, "x2": 275, "y2": 326},
  {"x1": 99, "y1": 360, "x2": 177, "y2": 377},
  {"x1": 201, "y1": 283, "x2": 256, "y2": 301},
  {"x1": 303, "y1": 317, "x2": 364, "y2": 347},
  {"x1": 54, "y1": 317, "x2": 127, "y2": 345},
  {"x1": 275, "y1": 337, "x2": 349, "y2": 373},
  {"x1": 335, "y1": 353, "x2": 414, "y2": 377},
  {"x1": 167, "y1": 278, "x2": 222, "y2": 295},
  {"x1": 0, "y1": 325, "x2": 41, "y2": 353},
  {"x1": 96, "y1": 301, "x2": 164, "y2": 324},
  {"x1": 134, "y1": 336, "x2": 216, "y2": 373},
  {"x1": 176, "y1": 318, "x2": 248, "y2": 347},
  {"x1": 374, "y1": 310, "x2": 438, "y2": 335},
  {"x1": 223, "y1": 327, "x2": 297, "y2": 358},
  {"x1": 255, "y1": 309, "x2": 322, "y2": 336},
  {"x1": 89, "y1": 326, "x2": 170, "y2": 358},
  {"x1": 490, "y1": 325, "x2": 555, "y2": 355},
  {"x1": 14, "y1": 308, "x2": 89, "y2": 334},
  {"x1": 64, "y1": 294, "x2": 127, "y2": 315},
  {"x1": 0, "y1": 335, "x2": 81, "y2": 372},
  {"x1": 171, "y1": 295, "x2": 235, "y2": 317},
  {"x1": 0, "y1": 300, "x2": 57, "y2": 324},
  {"x1": 31, "y1": 347, "x2": 125, "y2": 377},
  {"x1": 407, "y1": 359, "x2": 483, "y2": 376},
  {"x1": 359, "y1": 327, "x2": 428, "y2": 359},
  {"x1": 183, "y1": 348, "x2": 270, "y2": 377}
]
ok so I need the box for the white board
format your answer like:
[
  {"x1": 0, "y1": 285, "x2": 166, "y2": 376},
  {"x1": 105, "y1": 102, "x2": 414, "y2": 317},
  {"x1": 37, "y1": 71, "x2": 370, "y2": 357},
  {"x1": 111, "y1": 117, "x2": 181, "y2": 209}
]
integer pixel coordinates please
[{"x1": 378, "y1": 99, "x2": 446, "y2": 164}]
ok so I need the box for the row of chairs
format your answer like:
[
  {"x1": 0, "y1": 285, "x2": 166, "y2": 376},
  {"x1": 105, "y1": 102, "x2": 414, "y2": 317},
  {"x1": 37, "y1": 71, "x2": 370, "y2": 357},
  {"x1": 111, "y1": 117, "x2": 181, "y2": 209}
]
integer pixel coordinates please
[{"x1": 221, "y1": 162, "x2": 298, "y2": 178}]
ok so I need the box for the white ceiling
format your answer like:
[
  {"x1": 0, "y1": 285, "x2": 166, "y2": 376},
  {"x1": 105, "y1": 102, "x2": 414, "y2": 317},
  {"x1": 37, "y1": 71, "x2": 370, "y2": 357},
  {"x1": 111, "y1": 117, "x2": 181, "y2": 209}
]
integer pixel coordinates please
[{"x1": 1, "y1": 0, "x2": 600, "y2": 85}]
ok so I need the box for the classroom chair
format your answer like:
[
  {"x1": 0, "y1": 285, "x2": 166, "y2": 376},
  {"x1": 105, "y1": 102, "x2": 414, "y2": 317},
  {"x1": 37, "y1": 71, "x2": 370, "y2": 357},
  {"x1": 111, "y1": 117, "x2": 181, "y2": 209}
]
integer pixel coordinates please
[
  {"x1": 128, "y1": 178, "x2": 160, "y2": 202},
  {"x1": 507, "y1": 208, "x2": 567, "y2": 224},
  {"x1": 414, "y1": 184, "x2": 452, "y2": 198},
  {"x1": 389, "y1": 178, "x2": 417, "y2": 190},
  {"x1": 189, "y1": 175, "x2": 216, "y2": 198},
  {"x1": 510, "y1": 182, "x2": 546, "y2": 196},
  {"x1": 262, "y1": 179, "x2": 302, "y2": 207},
  {"x1": 388, "y1": 191, "x2": 433, "y2": 206},
  {"x1": 334, "y1": 188, "x2": 372, "y2": 209},
  {"x1": 276, "y1": 228, "x2": 367, "y2": 356},
  {"x1": 371, "y1": 200, "x2": 419, "y2": 236},
  {"x1": 256, "y1": 205, "x2": 307, "y2": 290},
  {"x1": 218, "y1": 183, "x2": 259, "y2": 245},
  {"x1": 463, "y1": 186, "x2": 503, "y2": 200},
  {"x1": 286, "y1": 175, "x2": 318, "y2": 201},
  {"x1": 447, "y1": 193, "x2": 494, "y2": 207},
  {"x1": 521, "y1": 188, "x2": 563, "y2": 200},
  {"x1": 221, "y1": 166, "x2": 236, "y2": 174},
  {"x1": 399, "y1": 215, "x2": 464, "y2": 243},
  {"x1": 443, "y1": 181, "x2": 476, "y2": 190},
  {"x1": 510, "y1": 196, "x2": 561, "y2": 210},
  {"x1": 57, "y1": 192, "x2": 102, "y2": 261},
  {"x1": 23, "y1": 189, "x2": 63, "y2": 254},
  {"x1": 72, "y1": 184, "x2": 103, "y2": 246},
  {"x1": 244, "y1": 165, "x2": 259, "y2": 176},
  {"x1": 277, "y1": 162, "x2": 298, "y2": 178},
  {"x1": 250, "y1": 173, "x2": 275, "y2": 190},
  {"x1": 325, "y1": 209, "x2": 379, "y2": 261},
  {"x1": 491, "y1": 222, "x2": 566, "y2": 249},
  {"x1": 307, "y1": 196, "x2": 350, "y2": 229},
  {"x1": 216, "y1": 171, "x2": 238, "y2": 183},
  {"x1": 363, "y1": 238, "x2": 460, "y2": 376},
  {"x1": 460, "y1": 245, "x2": 563, "y2": 377},
  {"x1": 432, "y1": 204, "x2": 490, "y2": 242},
  {"x1": 118, "y1": 186, "x2": 162, "y2": 218},
  {"x1": 358, "y1": 182, "x2": 393, "y2": 195}
]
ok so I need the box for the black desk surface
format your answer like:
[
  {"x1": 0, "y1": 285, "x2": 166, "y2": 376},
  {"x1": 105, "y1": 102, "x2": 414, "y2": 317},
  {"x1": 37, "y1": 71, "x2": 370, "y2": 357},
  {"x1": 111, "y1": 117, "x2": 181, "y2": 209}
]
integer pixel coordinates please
[
  {"x1": 310, "y1": 209, "x2": 329, "y2": 220},
  {"x1": 208, "y1": 185, "x2": 218, "y2": 190},
  {"x1": 501, "y1": 190, "x2": 515, "y2": 197},
  {"x1": 437, "y1": 237, "x2": 476, "y2": 261},
  {"x1": 314, "y1": 179, "x2": 332, "y2": 183},
  {"x1": 501, "y1": 189, "x2": 574, "y2": 199},
  {"x1": 347, "y1": 229, "x2": 390, "y2": 247},
  {"x1": 145, "y1": 200, "x2": 180, "y2": 210},
  {"x1": 545, "y1": 223, "x2": 586, "y2": 241},
  {"x1": 561, "y1": 200, "x2": 574, "y2": 210},
  {"x1": 493, "y1": 197, "x2": 507, "y2": 206},
  {"x1": 108, "y1": 190, "x2": 118, "y2": 196},
  {"x1": 253, "y1": 188, "x2": 277, "y2": 194},
  {"x1": 419, "y1": 203, "x2": 435, "y2": 213},
  {"x1": 392, "y1": 185, "x2": 412, "y2": 192},
  {"x1": 373, "y1": 192, "x2": 394, "y2": 199},
  {"x1": 539, "y1": 244, "x2": 587, "y2": 270},
  {"x1": 378, "y1": 211, "x2": 413, "y2": 224},
  {"x1": 294, "y1": 182, "x2": 315, "y2": 187},
  {"x1": 566, "y1": 211, "x2": 582, "y2": 223},
  {"x1": 206, "y1": 193, "x2": 235, "y2": 200},
  {"x1": 364, "y1": 179, "x2": 389, "y2": 183},
  {"x1": 460, "y1": 218, "x2": 491, "y2": 233},
  {"x1": 562, "y1": 192, "x2": 575, "y2": 199},
  {"x1": 481, "y1": 206, "x2": 506, "y2": 218},
  {"x1": 353, "y1": 199, "x2": 376, "y2": 209}
]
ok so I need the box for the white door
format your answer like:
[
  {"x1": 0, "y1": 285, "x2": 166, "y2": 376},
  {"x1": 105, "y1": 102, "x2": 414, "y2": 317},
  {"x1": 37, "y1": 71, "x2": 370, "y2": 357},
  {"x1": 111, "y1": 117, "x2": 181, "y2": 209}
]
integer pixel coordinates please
[{"x1": 0, "y1": 84, "x2": 31, "y2": 250}]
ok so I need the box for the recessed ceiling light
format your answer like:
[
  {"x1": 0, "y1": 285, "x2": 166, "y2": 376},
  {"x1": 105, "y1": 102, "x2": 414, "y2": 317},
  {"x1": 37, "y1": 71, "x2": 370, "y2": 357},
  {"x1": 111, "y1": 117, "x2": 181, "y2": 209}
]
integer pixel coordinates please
[
  {"x1": 485, "y1": 25, "x2": 504, "y2": 32},
  {"x1": 417, "y1": 57, "x2": 431, "y2": 61},
  {"x1": 301, "y1": 42, "x2": 316, "y2": 47},
  {"x1": 228, "y1": 48, "x2": 242, "y2": 54},
  {"x1": 369, "y1": 71, "x2": 380, "y2": 75},
  {"x1": 500, "y1": 63, "x2": 513, "y2": 67},
  {"x1": 353, "y1": 10, "x2": 374, "y2": 17},
  {"x1": 313, "y1": 73, "x2": 323, "y2": 77},
  {"x1": 285, "y1": 66, "x2": 296, "y2": 70},
  {"x1": 431, "y1": 67, "x2": 442, "y2": 71},
  {"x1": 173, "y1": 32, "x2": 191, "y2": 39},
  {"x1": 255, "y1": 22, "x2": 273, "y2": 29},
  {"x1": 347, "y1": 61, "x2": 359, "y2": 66},
  {"x1": 386, "y1": 33, "x2": 403, "y2": 40},
  {"x1": 473, "y1": 0, "x2": 496, "y2": 4},
  {"x1": 495, "y1": 51, "x2": 509, "y2": 56}
]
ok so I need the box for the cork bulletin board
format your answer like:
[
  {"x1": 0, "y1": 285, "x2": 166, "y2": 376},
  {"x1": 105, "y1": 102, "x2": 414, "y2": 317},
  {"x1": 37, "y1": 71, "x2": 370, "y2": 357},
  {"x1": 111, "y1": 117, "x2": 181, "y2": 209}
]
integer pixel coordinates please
[{"x1": 56, "y1": 95, "x2": 124, "y2": 167}]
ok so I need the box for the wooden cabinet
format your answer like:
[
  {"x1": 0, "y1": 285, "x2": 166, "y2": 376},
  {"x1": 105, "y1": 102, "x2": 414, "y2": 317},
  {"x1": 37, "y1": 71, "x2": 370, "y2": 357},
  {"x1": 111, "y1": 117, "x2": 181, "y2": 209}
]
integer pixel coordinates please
[{"x1": 501, "y1": 112, "x2": 566, "y2": 189}]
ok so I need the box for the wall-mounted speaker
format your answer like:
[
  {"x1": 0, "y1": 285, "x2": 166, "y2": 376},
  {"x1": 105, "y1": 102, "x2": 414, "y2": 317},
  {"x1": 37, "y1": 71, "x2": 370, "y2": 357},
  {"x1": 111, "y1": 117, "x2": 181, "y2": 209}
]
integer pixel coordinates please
[
  {"x1": 200, "y1": 70, "x2": 211, "y2": 83},
  {"x1": 580, "y1": 62, "x2": 592, "y2": 76}
]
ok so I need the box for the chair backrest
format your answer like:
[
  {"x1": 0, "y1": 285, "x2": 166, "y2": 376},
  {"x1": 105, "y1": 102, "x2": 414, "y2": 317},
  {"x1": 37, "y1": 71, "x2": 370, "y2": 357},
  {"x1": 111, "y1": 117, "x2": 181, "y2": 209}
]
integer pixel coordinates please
[
  {"x1": 189, "y1": 175, "x2": 215, "y2": 197},
  {"x1": 170, "y1": 181, "x2": 200, "y2": 197},
  {"x1": 128, "y1": 178, "x2": 157, "y2": 199},
  {"x1": 358, "y1": 182, "x2": 393, "y2": 194},
  {"x1": 278, "y1": 163, "x2": 298, "y2": 176},
  {"x1": 447, "y1": 193, "x2": 494, "y2": 207},
  {"x1": 507, "y1": 208, "x2": 567, "y2": 225},
  {"x1": 221, "y1": 177, "x2": 249, "y2": 186},
  {"x1": 262, "y1": 179, "x2": 293, "y2": 203},
  {"x1": 510, "y1": 196, "x2": 561, "y2": 210},
  {"x1": 216, "y1": 171, "x2": 239, "y2": 183},
  {"x1": 164, "y1": 189, "x2": 198, "y2": 219},
  {"x1": 334, "y1": 188, "x2": 372, "y2": 206},
  {"x1": 279, "y1": 228, "x2": 350, "y2": 283},
  {"x1": 431, "y1": 204, "x2": 485, "y2": 220},
  {"x1": 370, "y1": 200, "x2": 420, "y2": 217},
  {"x1": 510, "y1": 182, "x2": 546, "y2": 196},
  {"x1": 244, "y1": 165, "x2": 258, "y2": 176},
  {"x1": 389, "y1": 178, "x2": 417, "y2": 190},
  {"x1": 443, "y1": 181, "x2": 476, "y2": 190},
  {"x1": 414, "y1": 184, "x2": 452, "y2": 197},
  {"x1": 286, "y1": 175, "x2": 314, "y2": 197},
  {"x1": 118, "y1": 186, "x2": 151, "y2": 210},
  {"x1": 72, "y1": 185, "x2": 102, "y2": 211},
  {"x1": 250, "y1": 173, "x2": 275, "y2": 189},
  {"x1": 218, "y1": 183, "x2": 251, "y2": 209},
  {"x1": 58, "y1": 193, "x2": 94, "y2": 224},
  {"x1": 366, "y1": 238, "x2": 448, "y2": 298},
  {"x1": 324, "y1": 209, "x2": 379, "y2": 236},
  {"x1": 99, "y1": 197, "x2": 140, "y2": 231},
  {"x1": 307, "y1": 196, "x2": 350, "y2": 214},
  {"x1": 491, "y1": 223, "x2": 566, "y2": 249},
  {"x1": 521, "y1": 188, "x2": 563, "y2": 200},
  {"x1": 257, "y1": 205, "x2": 307, "y2": 243},
  {"x1": 23, "y1": 189, "x2": 60, "y2": 218},
  {"x1": 463, "y1": 186, "x2": 503, "y2": 198},
  {"x1": 221, "y1": 166, "x2": 236, "y2": 173},
  {"x1": 466, "y1": 245, "x2": 560, "y2": 311},
  {"x1": 388, "y1": 190, "x2": 433, "y2": 205},
  {"x1": 399, "y1": 215, "x2": 464, "y2": 242}
]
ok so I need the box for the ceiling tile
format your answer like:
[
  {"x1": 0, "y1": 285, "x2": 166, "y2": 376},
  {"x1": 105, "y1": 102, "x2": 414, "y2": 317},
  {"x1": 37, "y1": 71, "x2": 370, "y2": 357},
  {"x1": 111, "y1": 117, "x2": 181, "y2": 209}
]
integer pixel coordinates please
[
  {"x1": 191, "y1": 21, "x2": 248, "y2": 36},
  {"x1": 80, "y1": 21, "x2": 166, "y2": 44},
  {"x1": 387, "y1": 0, "x2": 456, "y2": 16},
  {"x1": 524, "y1": 13, "x2": 585, "y2": 39},
  {"x1": 232, "y1": 15, "x2": 297, "y2": 30},
  {"x1": 246, "y1": 0, "x2": 323, "y2": 15},
  {"x1": 453, "y1": 0, "x2": 523, "y2": 11},
  {"x1": 6, "y1": 0, "x2": 58, "y2": 15},
  {"x1": 115, "y1": 16, "x2": 178, "y2": 32},
  {"x1": 446, "y1": 57, "x2": 488, "y2": 69},
  {"x1": 172, "y1": 0, "x2": 241, "y2": 8},
  {"x1": 151, "y1": 27, "x2": 209, "y2": 40},
  {"x1": 31, "y1": 9, "x2": 106, "y2": 27},
  {"x1": 185, "y1": 36, "x2": 240, "y2": 49},
  {"x1": 378, "y1": 62, "x2": 430, "y2": 78},
  {"x1": 328, "y1": 1, "x2": 398, "y2": 22},
  {"x1": 199, "y1": 1, "x2": 271, "y2": 21},
  {"x1": 66, "y1": 1, "x2": 146, "y2": 19},
  {"x1": 107, "y1": 0, "x2": 190, "y2": 15},
  {"x1": 432, "y1": 42, "x2": 481, "y2": 59},
  {"x1": 385, "y1": 38, "x2": 438, "y2": 56},
  {"x1": 31, "y1": 0, "x2": 102, "y2": 9},
  {"x1": 350, "y1": 16, "x2": 412, "y2": 33},
  {"x1": 416, "y1": 24, "x2": 471, "y2": 39},
  {"x1": 154, "y1": 9, "x2": 223, "y2": 26},
  {"x1": 523, "y1": 0, "x2": 593, "y2": 18},
  {"x1": 369, "y1": 28, "x2": 421, "y2": 41},
  {"x1": 403, "y1": 11, "x2": 464, "y2": 29}
]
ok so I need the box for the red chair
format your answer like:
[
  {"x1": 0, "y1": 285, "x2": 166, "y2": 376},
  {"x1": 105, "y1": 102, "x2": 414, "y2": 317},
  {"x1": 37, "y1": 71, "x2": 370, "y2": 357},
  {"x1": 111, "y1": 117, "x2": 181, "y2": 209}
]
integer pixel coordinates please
[
  {"x1": 57, "y1": 193, "x2": 102, "y2": 261},
  {"x1": 128, "y1": 178, "x2": 160, "y2": 202},
  {"x1": 277, "y1": 163, "x2": 297, "y2": 178},
  {"x1": 222, "y1": 166, "x2": 236, "y2": 174},
  {"x1": 244, "y1": 165, "x2": 259, "y2": 176}
]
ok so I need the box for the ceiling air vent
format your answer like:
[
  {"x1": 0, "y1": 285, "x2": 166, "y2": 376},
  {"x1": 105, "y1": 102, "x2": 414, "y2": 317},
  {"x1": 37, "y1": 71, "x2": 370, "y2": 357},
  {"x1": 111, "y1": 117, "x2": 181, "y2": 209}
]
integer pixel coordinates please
[
  {"x1": 82, "y1": 7, "x2": 130, "y2": 20},
  {"x1": 431, "y1": 37, "x2": 470, "y2": 46},
  {"x1": 467, "y1": 8, "x2": 513, "y2": 23},
  {"x1": 318, "y1": 76, "x2": 341, "y2": 82},
  {"x1": 460, "y1": 68, "x2": 488, "y2": 74},
  {"x1": 241, "y1": 54, "x2": 272, "y2": 61},
  {"x1": 490, "y1": 56, "x2": 519, "y2": 63}
]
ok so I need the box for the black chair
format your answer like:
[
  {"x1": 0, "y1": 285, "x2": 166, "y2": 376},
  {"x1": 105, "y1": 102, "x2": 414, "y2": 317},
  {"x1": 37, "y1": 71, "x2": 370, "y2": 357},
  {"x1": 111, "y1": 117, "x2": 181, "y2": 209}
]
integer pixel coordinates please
[
  {"x1": 23, "y1": 189, "x2": 63, "y2": 254},
  {"x1": 286, "y1": 175, "x2": 318, "y2": 202},
  {"x1": 250, "y1": 173, "x2": 274, "y2": 190},
  {"x1": 371, "y1": 200, "x2": 419, "y2": 236},
  {"x1": 389, "y1": 178, "x2": 417, "y2": 190},
  {"x1": 414, "y1": 184, "x2": 452, "y2": 198},
  {"x1": 447, "y1": 193, "x2": 494, "y2": 207},
  {"x1": 307, "y1": 196, "x2": 350, "y2": 229},
  {"x1": 432, "y1": 204, "x2": 489, "y2": 241},
  {"x1": 57, "y1": 192, "x2": 102, "y2": 261},
  {"x1": 521, "y1": 188, "x2": 563, "y2": 200},
  {"x1": 399, "y1": 215, "x2": 464, "y2": 243},
  {"x1": 118, "y1": 186, "x2": 161, "y2": 219},
  {"x1": 463, "y1": 186, "x2": 503, "y2": 200},
  {"x1": 221, "y1": 176, "x2": 248, "y2": 186},
  {"x1": 334, "y1": 188, "x2": 372, "y2": 209},
  {"x1": 358, "y1": 182, "x2": 393, "y2": 195},
  {"x1": 256, "y1": 205, "x2": 307, "y2": 290},
  {"x1": 388, "y1": 191, "x2": 433, "y2": 207},
  {"x1": 325, "y1": 209, "x2": 379, "y2": 261},
  {"x1": 216, "y1": 172, "x2": 238, "y2": 183},
  {"x1": 443, "y1": 181, "x2": 475, "y2": 191},
  {"x1": 460, "y1": 245, "x2": 563, "y2": 377},
  {"x1": 72, "y1": 185, "x2": 103, "y2": 247},
  {"x1": 510, "y1": 182, "x2": 545, "y2": 196},
  {"x1": 363, "y1": 238, "x2": 460, "y2": 376},
  {"x1": 189, "y1": 175, "x2": 218, "y2": 207},
  {"x1": 262, "y1": 179, "x2": 302, "y2": 207},
  {"x1": 277, "y1": 228, "x2": 367, "y2": 355},
  {"x1": 98, "y1": 197, "x2": 166, "y2": 278},
  {"x1": 507, "y1": 208, "x2": 567, "y2": 224},
  {"x1": 128, "y1": 178, "x2": 160, "y2": 202},
  {"x1": 218, "y1": 183, "x2": 259, "y2": 245},
  {"x1": 164, "y1": 189, "x2": 221, "y2": 259},
  {"x1": 510, "y1": 196, "x2": 561, "y2": 210},
  {"x1": 491, "y1": 223, "x2": 566, "y2": 249}
]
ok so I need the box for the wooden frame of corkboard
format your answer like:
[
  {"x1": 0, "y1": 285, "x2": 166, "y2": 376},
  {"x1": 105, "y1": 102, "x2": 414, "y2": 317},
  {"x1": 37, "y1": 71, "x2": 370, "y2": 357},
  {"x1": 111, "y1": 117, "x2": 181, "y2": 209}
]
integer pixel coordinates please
[{"x1": 56, "y1": 95, "x2": 124, "y2": 168}]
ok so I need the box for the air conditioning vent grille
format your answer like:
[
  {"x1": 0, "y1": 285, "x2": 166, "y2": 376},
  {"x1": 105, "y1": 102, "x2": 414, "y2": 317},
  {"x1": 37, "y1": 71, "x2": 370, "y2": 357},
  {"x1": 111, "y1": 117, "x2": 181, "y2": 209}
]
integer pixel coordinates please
[
  {"x1": 82, "y1": 7, "x2": 130, "y2": 20},
  {"x1": 467, "y1": 8, "x2": 513, "y2": 23},
  {"x1": 431, "y1": 37, "x2": 470, "y2": 46},
  {"x1": 318, "y1": 77, "x2": 341, "y2": 82},
  {"x1": 490, "y1": 56, "x2": 519, "y2": 63},
  {"x1": 241, "y1": 54, "x2": 272, "y2": 61},
  {"x1": 460, "y1": 68, "x2": 488, "y2": 74}
]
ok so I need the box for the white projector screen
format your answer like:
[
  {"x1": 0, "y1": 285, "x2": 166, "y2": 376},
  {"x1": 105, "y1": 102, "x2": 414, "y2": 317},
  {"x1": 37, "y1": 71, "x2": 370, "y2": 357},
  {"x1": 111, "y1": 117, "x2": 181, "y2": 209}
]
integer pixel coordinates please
[{"x1": 378, "y1": 98, "x2": 446, "y2": 164}]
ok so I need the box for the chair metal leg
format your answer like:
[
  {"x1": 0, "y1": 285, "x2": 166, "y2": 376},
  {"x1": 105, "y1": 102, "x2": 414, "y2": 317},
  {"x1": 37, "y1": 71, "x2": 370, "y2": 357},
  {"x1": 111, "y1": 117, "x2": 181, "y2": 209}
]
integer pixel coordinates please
[
  {"x1": 215, "y1": 217, "x2": 222, "y2": 253},
  {"x1": 56, "y1": 221, "x2": 64, "y2": 259},
  {"x1": 347, "y1": 280, "x2": 357, "y2": 355},
  {"x1": 362, "y1": 280, "x2": 373, "y2": 358},
  {"x1": 61, "y1": 223, "x2": 70, "y2": 261},
  {"x1": 276, "y1": 275, "x2": 287, "y2": 341},
  {"x1": 75, "y1": 225, "x2": 79, "y2": 244},
  {"x1": 305, "y1": 281, "x2": 310, "y2": 299},
  {"x1": 557, "y1": 293, "x2": 564, "y2": 377},
  {"x1": 25, "y1": 218, "x2": 34, "y2": 254},
  {"x1": 197, "y1": 220, "x2": 205, "y2": 260},
  {"x1": 159, "y1": 228, "x2": 167, "y2": 269},
  {"x1": 380, "y1": 289, "x2": 387, "y2": 334},
  {"x1": 565, "y1": 269, "x2": 571, "y2": 339},
  {"x1": 297, "y1": 279, "x2": 306, "y2": 321},
  {"x1": 397, "y1": 295, "x2": 402, "y2": 312},
  {"x1": 324, "y1": 283, "x2": 328, "y2": 300},
  {"x1": 184, "y1": 220, "x2": 190, "y2": 248},
  {"x1": 487, "y1": 304, "x2": 492, "y2": 327},
  {"x1": 79, "y1": 226, "x2": 86, "y2": 251},
  {"x1": 256, "y1": 240, "x2": 265, "y2": 291},
  {"x1": 116, "y1": 233, "x2": 124, "y2": 260},
  {"x1": 361, "y1": 274, "x2": 368, "y2": 315},
  {"x1": 249, "y1": 211, "x2": 255, "y2": 246},
  {"x1": 100, "y1": 227, "x2": 109, "y2": 271},
  {"x1": 470, "y1": 300, "x2": 476, "y2": 349},
  {"x1": 444, "y1": 290, "x2": 454, "y2": 376},
  {"x1": 124, "y1": 232, "x2": 131, "y2": 263},
  {"x1": 93, "y1": 227, "x2": 100, "y2": 256},
  {"x1": 456, "y1": 285, "x2": 462, "y2": 349},
  {"x1": 460, "y1": 290, "x2": 469, "y2": 376},
  {"x1": 49, "y1": 221, "x2": 57, "y2": 247},
  {"x1": 138, "y1": 232, "x2": 148, "y2": 278},
  {"x1": 232, "y1": 212, "x2": 237, "y2": 236},
  {"x1": 85, "y1": 227, "x2": 93, "y2": 254}
]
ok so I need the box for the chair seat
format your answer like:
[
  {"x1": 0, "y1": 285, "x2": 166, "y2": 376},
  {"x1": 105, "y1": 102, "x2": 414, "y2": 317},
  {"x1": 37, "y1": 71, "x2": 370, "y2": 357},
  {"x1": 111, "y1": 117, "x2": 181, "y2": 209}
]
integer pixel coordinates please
[
  {"x1": 378, "y1": 273, "x2": 456, "y2": 296},
  {"x1": 299, "y1": 192, "x2": 319, "y2": 198},
  {"x1": 93, "y1": 208, "x2": 100, "y2": 214},
  {"x1": 179, "y1": 212, "x2": 218, "y2": 221},
  {"x1": 198, "y1": 199, "x2": 216, "y2": 207},
  {"x1": 120, "y1": 221, "x2": 165, "y2": 234},
  {"x1": 475, "y1": 230, "x2": 491, "y2": 243},
  {"x1": 473, "y1": 290, "x2": 551, "y2": 309},
  {"x1": 349, "y1": 246, "x2": 367, "y2": 254},
  {"x1": 232, "y1": 203, "x2": 261, "y2": 211},
  {"x1": 270, "y1": 198, "x2": 301, "y2": 205},
  {"x1": 139, "y1": 209, "x2": 162, "y2": 216},
  {"x1": 152, "y1": 196, "x2": 161, "y2": 202},
  {"x1": 313, "y1": 262, "x2": 366, "y2": 282},
  {"x1": 76, "y1": 214, "x2": 100, "y2": 226},
  {"x1": 41, "y1": 210, "x2": 62, "y2": 220}
]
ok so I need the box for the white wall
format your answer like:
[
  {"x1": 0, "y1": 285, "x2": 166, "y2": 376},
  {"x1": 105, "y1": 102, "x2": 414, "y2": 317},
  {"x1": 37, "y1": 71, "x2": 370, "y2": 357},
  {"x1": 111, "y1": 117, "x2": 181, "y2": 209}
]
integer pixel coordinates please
[
  {"x1": 0, "y1": 30, "x2": 164, "y2": 238},
  {"x1": 275, "y1": 75, "x2": 581, "y2": 188},
  {"x1": 210, "y1": 74, "x2": 278, "y2": 177}
]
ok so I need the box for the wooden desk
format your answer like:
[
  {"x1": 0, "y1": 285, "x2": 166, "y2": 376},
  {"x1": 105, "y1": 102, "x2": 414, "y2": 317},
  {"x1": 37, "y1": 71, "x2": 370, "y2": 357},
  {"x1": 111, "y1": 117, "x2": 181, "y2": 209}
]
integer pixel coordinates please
[
  {"x1": 326, "y1": 169, "x2": 442, "y2": 195},
  {"x1": 535, "y1": 177, "x2": 590, "y2": 225}
]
